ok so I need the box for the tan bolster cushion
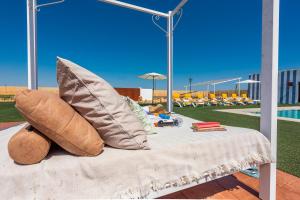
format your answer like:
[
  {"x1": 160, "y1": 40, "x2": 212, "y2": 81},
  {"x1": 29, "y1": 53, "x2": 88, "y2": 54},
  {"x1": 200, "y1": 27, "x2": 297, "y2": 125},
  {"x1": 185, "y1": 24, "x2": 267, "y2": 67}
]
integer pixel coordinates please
[
  {"x1": 15, "y1": 90, "x2": 104, "y2": 156},
  {"x1": 8, "y1": 124, "x2": 51, "y2": 165},
  {"x1": 57, "y1": 57, "x2": 149, "y2": 150}
]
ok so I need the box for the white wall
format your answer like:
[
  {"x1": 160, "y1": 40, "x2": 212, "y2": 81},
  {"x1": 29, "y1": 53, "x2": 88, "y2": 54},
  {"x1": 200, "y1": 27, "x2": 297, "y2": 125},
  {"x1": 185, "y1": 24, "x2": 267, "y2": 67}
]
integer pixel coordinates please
[{"x1": 140, "y1": 88, "x2": 153, "y2": 101}]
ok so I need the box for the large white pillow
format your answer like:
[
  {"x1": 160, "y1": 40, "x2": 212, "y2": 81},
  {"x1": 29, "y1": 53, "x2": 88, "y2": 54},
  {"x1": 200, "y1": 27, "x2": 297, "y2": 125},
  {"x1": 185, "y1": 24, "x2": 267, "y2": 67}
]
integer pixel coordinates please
[{"x1": 57, "y1": 57, "x2": 149, "y2": 150}]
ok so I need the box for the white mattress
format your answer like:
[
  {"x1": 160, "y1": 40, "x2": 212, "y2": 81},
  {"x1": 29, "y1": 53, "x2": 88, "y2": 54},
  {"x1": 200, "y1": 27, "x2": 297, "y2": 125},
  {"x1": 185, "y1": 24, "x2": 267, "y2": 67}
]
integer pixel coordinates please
[{"x1": 0, "y1": 115, "x2": 271, "y2": 199}]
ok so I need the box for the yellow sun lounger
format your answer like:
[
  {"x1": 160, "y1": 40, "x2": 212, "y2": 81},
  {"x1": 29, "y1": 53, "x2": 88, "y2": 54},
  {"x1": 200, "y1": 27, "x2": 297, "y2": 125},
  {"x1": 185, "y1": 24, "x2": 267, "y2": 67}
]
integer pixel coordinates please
[
  {"x1": 221, "y1": 93, "x2": 233, "y2": 106},
  {"x1": 208, "y1": 93, "x2": 218, "y2": 106},
  {"x1": 182, "y1": 94, "x2": 196, "y2": 107},
  {"x1": 241, "y1": 94, "x2": 254, "y2": 105},
  {"x1": 194, "y1": 93, "x2": 205, "y2": 107},
  {"x1": 231, "y1": 93, "x2": 245, "y2": 105},
  {"x1": 173, "y1": 93, "x2": 183, "y2": 107}
]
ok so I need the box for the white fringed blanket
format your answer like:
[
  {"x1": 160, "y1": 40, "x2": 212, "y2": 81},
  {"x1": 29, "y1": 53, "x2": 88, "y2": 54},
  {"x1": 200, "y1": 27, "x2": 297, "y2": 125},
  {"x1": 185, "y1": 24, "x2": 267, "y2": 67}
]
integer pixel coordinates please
[{"x1": 0, "y1": 115, "x2": 271, "y2": 199}]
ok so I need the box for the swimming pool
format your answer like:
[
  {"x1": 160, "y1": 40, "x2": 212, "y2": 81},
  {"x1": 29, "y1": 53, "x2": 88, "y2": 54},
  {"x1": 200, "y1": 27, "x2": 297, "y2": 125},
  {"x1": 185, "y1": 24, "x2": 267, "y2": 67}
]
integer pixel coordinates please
[
  {"x1": 253, "y1": 109, "x2": 300, "y2": 119},
  {"x1": 278, "y1": 110, "x2": 300, "y2": 119}
]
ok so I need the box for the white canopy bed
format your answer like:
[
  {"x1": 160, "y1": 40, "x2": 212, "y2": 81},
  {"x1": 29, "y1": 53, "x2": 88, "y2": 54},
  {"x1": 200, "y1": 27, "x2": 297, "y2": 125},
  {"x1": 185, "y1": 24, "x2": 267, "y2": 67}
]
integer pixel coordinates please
[
  {"x1": 1, "y1": 0, "x2": 279, "y2": 199},
  {"x1": 0, "y1": 115, "x2": 271, "y2": 199}
]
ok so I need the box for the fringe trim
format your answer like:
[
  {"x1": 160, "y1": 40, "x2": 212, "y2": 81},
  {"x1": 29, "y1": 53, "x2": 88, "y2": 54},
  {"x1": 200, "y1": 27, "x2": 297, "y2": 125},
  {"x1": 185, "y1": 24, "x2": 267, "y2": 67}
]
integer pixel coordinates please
[{"x1": 116, "y1": 153, "x2": 270, "y2": 199}]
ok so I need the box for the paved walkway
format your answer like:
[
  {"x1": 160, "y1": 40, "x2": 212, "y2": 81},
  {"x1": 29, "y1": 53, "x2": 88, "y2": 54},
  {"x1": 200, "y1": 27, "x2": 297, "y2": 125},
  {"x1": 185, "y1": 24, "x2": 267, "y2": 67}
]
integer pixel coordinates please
[
  {"x1": 160, "y1": 168, "x2": 300, "y2": 199},
  {"x1": 216, "y1": 106, "x2": 300, "y2": 123},
  {"x1": 0, "y1": 122, "x2": 24, "y2": 131}
]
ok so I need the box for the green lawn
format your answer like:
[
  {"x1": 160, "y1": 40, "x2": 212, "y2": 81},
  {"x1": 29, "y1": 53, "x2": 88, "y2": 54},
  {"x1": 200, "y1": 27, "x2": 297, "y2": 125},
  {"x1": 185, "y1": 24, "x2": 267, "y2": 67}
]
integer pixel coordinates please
[
  {"x1": 0, "y1": 102, "x2": 24, "y2": 122},
  {"x1": 0, "y1": 95, "x2": 15, "y2": 98},
  {"x1": 0, "y1": 102, "x2": 299, "y2": 177},
  {"x1": 174, "y1": 105, "x2": 300, "y2": 177}
]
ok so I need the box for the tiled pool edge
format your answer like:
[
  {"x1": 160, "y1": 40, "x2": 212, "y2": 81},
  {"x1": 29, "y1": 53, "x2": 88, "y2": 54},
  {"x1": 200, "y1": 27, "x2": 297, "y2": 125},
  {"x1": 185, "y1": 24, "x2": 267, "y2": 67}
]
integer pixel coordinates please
[{"x1": 216, "y1": 106, "x2": 300, "y2": 123}]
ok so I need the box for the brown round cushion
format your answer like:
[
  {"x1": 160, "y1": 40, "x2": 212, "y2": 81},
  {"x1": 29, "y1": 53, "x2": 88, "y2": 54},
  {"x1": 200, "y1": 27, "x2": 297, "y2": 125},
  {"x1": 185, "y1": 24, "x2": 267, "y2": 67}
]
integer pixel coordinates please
[
  {"x1": 15, "y1": 90, "x2": 104, "y2": 156},
  {"x1": 8, "y1": 125, "x2": 51, "y2": 165}
]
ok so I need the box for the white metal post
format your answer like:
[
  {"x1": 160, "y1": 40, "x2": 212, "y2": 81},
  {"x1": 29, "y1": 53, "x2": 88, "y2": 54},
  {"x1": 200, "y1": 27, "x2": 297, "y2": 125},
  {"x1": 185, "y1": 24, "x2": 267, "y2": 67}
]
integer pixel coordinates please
[
  {"x1": 27, "y1": 0, "x2": 38, "y2": 89},
  {"x1": 207, "y1": 84, "x2": 209, "y2": 96},
  {"x1": 259, "y1": 0, "x2": 280, "y2": 200},
  {"x1": 184, "y1": 86, "x2": 188, "y2": 93},
  {"x1": 238, "y1": 78, "x2": 241, "y2": 96},
  {"x1": 167, "y1": 11, "x2": 174, "y2": 112},
  {"x1": 213, "y1": 84, "x2": 216, "y2": 95}
]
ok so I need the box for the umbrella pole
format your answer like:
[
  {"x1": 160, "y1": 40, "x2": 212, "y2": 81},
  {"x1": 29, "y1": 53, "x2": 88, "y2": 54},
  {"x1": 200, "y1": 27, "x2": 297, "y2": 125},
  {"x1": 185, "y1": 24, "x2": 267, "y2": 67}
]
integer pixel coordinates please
[
  {"x1": 154, "y1": 79, "x2": 157, "y2": 103},
  {"x1": 152, "y1": 77, "x2": 154, "y2": 104}
]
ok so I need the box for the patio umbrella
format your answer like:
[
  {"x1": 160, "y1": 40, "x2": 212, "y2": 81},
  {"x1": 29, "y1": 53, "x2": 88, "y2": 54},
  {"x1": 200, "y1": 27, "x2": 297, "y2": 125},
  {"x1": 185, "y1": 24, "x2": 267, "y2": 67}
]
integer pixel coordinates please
[{"x1": 138, "y1": 72, "x2": 167, "y2": 104}]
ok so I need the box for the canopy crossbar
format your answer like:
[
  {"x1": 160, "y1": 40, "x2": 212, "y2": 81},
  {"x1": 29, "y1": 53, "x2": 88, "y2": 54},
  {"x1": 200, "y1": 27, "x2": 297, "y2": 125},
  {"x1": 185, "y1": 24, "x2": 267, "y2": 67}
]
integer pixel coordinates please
[
  {"x1": 184, "y1": 77, "x2": 242, "y2": 95},
  {"x1": 99, "y1": 0, "x2": 168, "y2": 17},
  {"x1": 186, "y1": 77, "x2": 241, "y2": 88},
  {"x1": 172, "y1": 0, "x2": 188, "y2": 16},
  {"x1": 36, "y1": 0, "x2": 65, "y2": 11},
  {"x1": 213, "y1": 77, "x2": 241, "y2": 85},
  {"x1": 98, "y1": 0, "x2": 189, "y2": 112}
]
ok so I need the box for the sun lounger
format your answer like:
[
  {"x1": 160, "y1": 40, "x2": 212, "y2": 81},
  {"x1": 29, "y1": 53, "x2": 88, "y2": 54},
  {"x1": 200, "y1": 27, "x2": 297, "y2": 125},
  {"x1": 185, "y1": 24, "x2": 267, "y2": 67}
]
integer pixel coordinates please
[
  {"x1": 241, "y1": 94, "x2": 255, "y2": 105},
  {"x1": 173, "y1": 93, "x2": 183, "y2": 107},
  {"x1": 231, "y1": 93, "x2": 246, "y2": 105},
  {"x1": 182, "y1": 94, "x2": 196, "y2": 107},
  {"x1": 194, "y1": 93, "x2": 205, "y2": 107},
  {"x1": 0, "y1": 115, "x2": 271, "y2": 199},
  {"x1": 221, "y1": 93, "x2": 234, "y2": 106},
  {"x1": 208, "y1": 93, "x2": 218, "y2": 106}
]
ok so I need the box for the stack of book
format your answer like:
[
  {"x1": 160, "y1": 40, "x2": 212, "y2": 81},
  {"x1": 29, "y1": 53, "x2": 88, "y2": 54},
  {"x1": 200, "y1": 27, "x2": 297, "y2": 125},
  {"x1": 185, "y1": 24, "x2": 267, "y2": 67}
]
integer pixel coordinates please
[{"x1": 192, "y1": 122, "x2": 226, "y2": 132}]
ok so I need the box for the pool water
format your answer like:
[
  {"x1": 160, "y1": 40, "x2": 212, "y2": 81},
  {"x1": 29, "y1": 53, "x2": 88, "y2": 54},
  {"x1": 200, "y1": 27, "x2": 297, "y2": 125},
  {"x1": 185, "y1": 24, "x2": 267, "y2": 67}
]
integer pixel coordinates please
[
  {"x1": 277, "y1": 110, "x2": 300, "y2": 119},
  {"x1": 253, "y1": 109, "x2": 300, "y2": 119}
]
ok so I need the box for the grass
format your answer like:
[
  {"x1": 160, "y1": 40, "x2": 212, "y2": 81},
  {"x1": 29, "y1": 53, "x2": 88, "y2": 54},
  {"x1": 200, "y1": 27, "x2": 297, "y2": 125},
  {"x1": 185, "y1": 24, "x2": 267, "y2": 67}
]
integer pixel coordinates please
[
  {"x1": 0, "y1": 94, "x2": 15, "y2": 98},
  {"x1": 0, "y1": 102, "x2": 299, "y2": 177},
  {"x1": 174, "y1": 105, "x2": 300, "y2": 177},
  {"x1": 0, "y1": 102, "x2": 24, "y2": 122}
]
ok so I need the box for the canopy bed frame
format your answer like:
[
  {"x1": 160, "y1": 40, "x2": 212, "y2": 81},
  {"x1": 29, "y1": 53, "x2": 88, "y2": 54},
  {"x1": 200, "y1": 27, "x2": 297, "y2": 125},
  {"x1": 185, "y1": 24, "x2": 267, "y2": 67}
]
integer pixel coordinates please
[{"x1": 25, "y1": 0, "x2": 279, "y2": 199}]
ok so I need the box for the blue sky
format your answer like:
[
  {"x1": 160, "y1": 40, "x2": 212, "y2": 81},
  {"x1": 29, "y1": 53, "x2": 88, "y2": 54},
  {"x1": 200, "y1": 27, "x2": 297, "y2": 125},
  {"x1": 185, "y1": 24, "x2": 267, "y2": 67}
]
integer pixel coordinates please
[{"x1": 0, "y1": 0, "x2": 300, "y2": 90}]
